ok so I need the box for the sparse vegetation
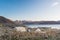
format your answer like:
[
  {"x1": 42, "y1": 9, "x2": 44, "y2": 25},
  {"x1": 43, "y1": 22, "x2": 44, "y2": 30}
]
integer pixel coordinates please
[{"x1": 0, "y1": 29, "x2": 60, "y2": 40}]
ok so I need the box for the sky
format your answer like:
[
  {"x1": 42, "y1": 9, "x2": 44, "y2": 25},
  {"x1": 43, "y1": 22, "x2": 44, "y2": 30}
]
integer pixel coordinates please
[{"x1": 0, "y1": 0, "x2": 60, "y2": 21}]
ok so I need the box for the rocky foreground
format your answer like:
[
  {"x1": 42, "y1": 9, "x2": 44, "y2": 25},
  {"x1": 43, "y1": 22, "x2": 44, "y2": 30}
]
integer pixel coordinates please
[{"x1": 0, "y1": 27, "x2": 60, "y2": 40}]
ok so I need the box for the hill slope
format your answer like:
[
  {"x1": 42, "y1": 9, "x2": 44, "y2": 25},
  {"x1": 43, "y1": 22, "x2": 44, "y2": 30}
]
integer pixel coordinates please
[{"x1": 0, "y1": 16, "x2": 16, "y2": 27}]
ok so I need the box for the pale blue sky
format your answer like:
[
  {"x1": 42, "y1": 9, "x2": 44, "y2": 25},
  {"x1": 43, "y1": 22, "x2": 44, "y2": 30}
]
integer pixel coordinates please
[{"x1": 0, "y1": 0, "x2": 60, "y2": 21}]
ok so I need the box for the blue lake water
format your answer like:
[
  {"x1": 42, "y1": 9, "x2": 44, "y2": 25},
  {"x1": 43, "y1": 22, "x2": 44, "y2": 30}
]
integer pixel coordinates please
[{"x1": 26, "y1": 24, "x2": 60, "y2": 29}]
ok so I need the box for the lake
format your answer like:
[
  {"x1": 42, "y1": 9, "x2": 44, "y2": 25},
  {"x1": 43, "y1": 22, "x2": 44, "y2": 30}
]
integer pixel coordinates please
[{"x1": 26, "y1": 24, "x2": 60, "y2": 29}]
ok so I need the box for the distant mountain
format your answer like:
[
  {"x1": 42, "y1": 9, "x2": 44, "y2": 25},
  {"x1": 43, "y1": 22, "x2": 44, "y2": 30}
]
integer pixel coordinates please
[
  {"x1": 14, "y1": 20, "x2": 60, "y2": 25},
  {"x1": 0, "y1": 16, "x2": 16, "y2": 27}
]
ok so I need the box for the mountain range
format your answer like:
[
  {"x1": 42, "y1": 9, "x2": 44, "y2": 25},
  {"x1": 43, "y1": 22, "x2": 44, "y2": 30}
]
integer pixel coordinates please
[
  {"x1": 0, "y1": 16, "x2": 60, "y2": 28},
  {"x1": 14, "y1": 20, "x2": 60, "y2": 25}
]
